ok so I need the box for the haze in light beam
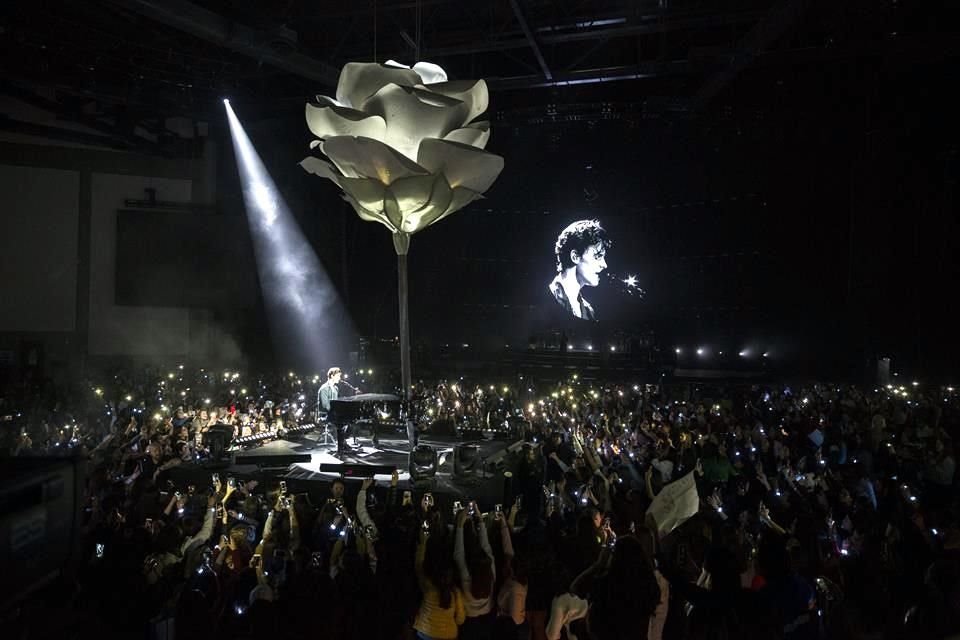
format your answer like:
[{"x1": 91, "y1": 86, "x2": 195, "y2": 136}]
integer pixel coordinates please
[{"x1": 224, "y1": 101, "x2": 353, "y2": 370}]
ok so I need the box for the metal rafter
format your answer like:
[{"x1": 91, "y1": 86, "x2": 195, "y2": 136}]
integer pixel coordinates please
[
  {"x1": 509, "y1": 0, "x2": 553, "y2": 81},
  {"x1": 0, "y1": 81, "x2": 161, "y2": 151},
  {"x1": 690, "y1": 0, "x2": 811, "y2": 111},
  {"x1": 419, "y1": 9, "x2": 765, "y2": 58},
  {"x1": 104, "y1": 0, "x2": 340, "y2": 87}
]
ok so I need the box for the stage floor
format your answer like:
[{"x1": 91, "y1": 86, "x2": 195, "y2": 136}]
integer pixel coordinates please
[{"x1": 216, "y1": 428, "x2": 526, "y2": 504}]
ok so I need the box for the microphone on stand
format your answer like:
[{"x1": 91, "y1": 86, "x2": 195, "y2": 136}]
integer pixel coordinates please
[{"x1": 341, "y1": 375, "x2": 362, "y2": 395}]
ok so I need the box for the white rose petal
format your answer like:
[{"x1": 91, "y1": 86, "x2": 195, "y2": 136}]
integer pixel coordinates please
[
  {"x1": 411, "y1": 61, "x2": 448, "y2": 85},
  {"x1": 361, "y1": 84, "x2": 471, "y2": 161},
  {"x1": 343, "y1": 192, "x2": 394, "y2": 229},
  {"x1": 443, "y1": 121, "x2": 491, "y2": 149},
  {"x1": 389, "y1": 174, "x2": 453, "y2": 233},
  {"x1": 427, "y1": 79, "x2": 489, "y2": 129},
  {"x1": 436, "y1": 185, "x2": 483, "y2": 224},
  {"x1": 299, "y1": 157, "x2": 342, "y2": 185},
  {"x1": 338, "y1": 176, "x2": 388, "y2": 213},
  {"x1": 305, "y1": 103, "x2": 386, "y2": 141},
  {"x1": 336, "y1": 62, "x2": 421, "y2": 109},
  {"x1": 321, "y1": 136, "x2": 428, "y2": 184},
  {"x1": 417, "y1": 138, "x2": 504, "y2": 193}
]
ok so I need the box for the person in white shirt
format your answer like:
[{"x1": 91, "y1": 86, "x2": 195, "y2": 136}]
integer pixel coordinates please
[{"x1": 546, "y1": 535, "x2": 661, "y2": 640}]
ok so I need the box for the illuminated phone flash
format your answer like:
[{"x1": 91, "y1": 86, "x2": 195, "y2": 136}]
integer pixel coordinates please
[{"x1": 623, "y1": 275, "x2": 638, "y2": 288}]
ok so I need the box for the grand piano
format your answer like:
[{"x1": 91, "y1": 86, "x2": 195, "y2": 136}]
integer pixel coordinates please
[{"x1": 329, "y1": 393, "x2": 402, "y2": 425}]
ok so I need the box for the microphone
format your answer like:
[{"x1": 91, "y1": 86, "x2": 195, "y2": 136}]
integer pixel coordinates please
[{"x1": 603, "y1": 271, "x2": 646, "y2": 298}]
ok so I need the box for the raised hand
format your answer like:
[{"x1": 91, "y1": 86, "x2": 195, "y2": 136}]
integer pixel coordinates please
[
  {"x1": 758, "y1": 502, "x2": 771, "y2": 522},
  {"x1": 706, "y1": 490, "x2": 723, "y2": 512}
]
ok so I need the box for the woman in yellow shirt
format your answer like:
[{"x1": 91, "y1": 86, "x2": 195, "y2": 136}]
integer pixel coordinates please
[{"x1": 414, "y1": 528, "x2": 466, "y2": 639}]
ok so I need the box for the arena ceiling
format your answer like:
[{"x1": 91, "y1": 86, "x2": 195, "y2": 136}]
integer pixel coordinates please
[{"x1": 1, "y1": 0, "x2": 954, "y2": 155}]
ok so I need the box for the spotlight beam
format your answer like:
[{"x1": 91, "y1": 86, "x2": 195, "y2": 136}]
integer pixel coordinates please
[{"x1": 224, "y1": 102, "x2": 352, "y2": 369}]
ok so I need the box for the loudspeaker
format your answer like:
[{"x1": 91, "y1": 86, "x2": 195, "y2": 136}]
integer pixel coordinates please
[
  {"x1": 203, "y1": 423, "x2": 234, "y2": 462},
  {"x1": 409, "y1": 445, "x2": 438, "y2": 481},
  {"x1": 1, "y1": 457, "x2": 84, "y2": 611},
  {"x1": 505, "y1": 416, "x2": 529, "y2": 440},
  {"x1": 318, "y1": 463, "x2": 399, "y2": 477},
  {"x1": 428, "y1": 419, "x2": 457, "y2": 437},
  {"x1": 453, "y1": 444, "x2": 482, "y2": 478},
  {"x1": 234, "y1": 453, "x2": 312, "y2": 467}
]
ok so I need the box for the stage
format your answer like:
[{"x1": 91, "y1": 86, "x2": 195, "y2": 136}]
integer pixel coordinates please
[{"x1": 173, "y1": 425, "x2": 528, "y2": 507}]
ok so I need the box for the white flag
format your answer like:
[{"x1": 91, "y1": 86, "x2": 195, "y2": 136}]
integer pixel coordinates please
[{"x1": 645, "y1": 471, "x2": 699, "y2": 537}]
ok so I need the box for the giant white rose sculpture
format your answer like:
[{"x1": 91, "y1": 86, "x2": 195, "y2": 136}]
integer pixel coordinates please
[{"x1": 300, "y1": 60, "x2": 504, "y2": 397}]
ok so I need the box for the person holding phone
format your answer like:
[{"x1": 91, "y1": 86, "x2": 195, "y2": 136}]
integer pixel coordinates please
[
  {"x1": 454, "y1": 506, "x2": 497, "y2": 639},
  {"x1": 215, "y1": 525, "x2": 254, "y2": 578},
  {"x1": 414, "y1": 526, "x2": 465, "y2": 639}
]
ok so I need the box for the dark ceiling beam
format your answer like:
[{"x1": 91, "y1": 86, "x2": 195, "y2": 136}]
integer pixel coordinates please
[
  {"x1": 509, "y1": 0, "x2": 552, "y2": 81},
  {"x1": 420, "y1": 10, "x2": 765, "y2": 58},
  {"x1": 690, "y1": 0, "x2": 811, "y2": 111},
  {"x1": 489, "y1": 60, "x2": 696, "y2": 90},
  {"x1": 105, "y1": 0, "x2": 339, "y2": 87},
  {"x1": 0, "y1": 81, "x2": 160, "y2": 151},
  {"x1": 0, "y1": 115, "x2": 147, "y2": 152}
]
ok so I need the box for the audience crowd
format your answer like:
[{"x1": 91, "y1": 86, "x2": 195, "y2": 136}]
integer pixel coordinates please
[{"x1": 2, "y1": 367, "x2": 958, "y2": 640}]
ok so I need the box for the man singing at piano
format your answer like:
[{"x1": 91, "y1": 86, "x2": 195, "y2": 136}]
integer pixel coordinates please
[{"x1": 318, "y1": 367, "x2": 342, "y2": 413}]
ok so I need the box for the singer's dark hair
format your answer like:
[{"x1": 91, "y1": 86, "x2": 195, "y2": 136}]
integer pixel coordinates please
[
  {"x1": 554, "y1": 219, "x2": 611, "y2": 273},
  {"x1": 327, "y1": 367, "x2": 342, "y2": 380}
]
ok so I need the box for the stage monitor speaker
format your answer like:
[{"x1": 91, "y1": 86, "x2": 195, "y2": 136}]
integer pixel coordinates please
[
  {"x1": 429, "y1": 419, "x2": 457, "y2": 436},
  {"x1": 1, "y1": 457, "x2": 84, "y2": 612},
  {"x1": 203, "y1": 423, "x2": 234, "y2": 463},
  {"x1": 318, "y1": 463, "x2": 399, "y2": 477},
  {"x1": 453, "y1": 444, "x2": 481, "y2": 478},
  {"x1": 234, "y1": 453, "x2": 312, "y2": 467},
  {"x1": 505, "y1": 416, "x2": 530, "y2": 440},
  {"x1": 409, "y1": 445, "x2": 438, "y2": 481}
]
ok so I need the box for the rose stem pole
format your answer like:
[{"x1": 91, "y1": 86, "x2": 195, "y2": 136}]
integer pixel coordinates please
[{"x1": 397, "y1": 252, "x2": 412, "y2": 402}]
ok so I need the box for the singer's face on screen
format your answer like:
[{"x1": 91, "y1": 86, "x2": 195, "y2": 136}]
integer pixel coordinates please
[
  {"x1": 332, "y1": 371, "x2": 342, "y2": 384},
  {"x1": 575, "y1": 242, "x2": 607, "y2": 287}
]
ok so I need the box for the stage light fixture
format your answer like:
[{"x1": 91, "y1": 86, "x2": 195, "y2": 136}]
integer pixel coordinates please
[{"x1": 409, "y1": 445, "x2": 438, "y2": 482}]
